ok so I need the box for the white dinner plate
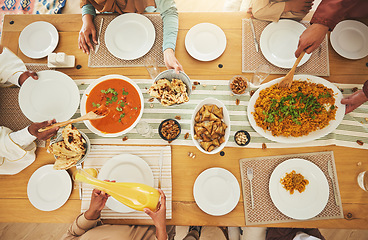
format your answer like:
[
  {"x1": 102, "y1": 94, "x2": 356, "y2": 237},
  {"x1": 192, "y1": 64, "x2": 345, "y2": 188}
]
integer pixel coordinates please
[
  {"x1": 330, "y1": 20, "x2": 368, "y2": 60},
  {"x1": 190, "y1": 98, "x2": 231, "y2": 154},
  {"x1": 98, "y1": 154, "x2": 154, "y2": 213},
  {"x1": 105, "y1": 13, "x2": 155, "y2": 60},
  {"x1": 27, "y1": 164, "x2": 72, "y2": 211},
  {"x1": 269, "y1": 158, "x2": 329, "y2": 220},
  {"x1": 194, "y1": 167, "x2": 240, "y2": 216},
  {"x1": 19, "y1": 21, "x2": 59, "y2": 59},
  {"x1": 19, "y1": 70, "x2": 80, "y2": 122},
  {"x1": 185, "y1": 23, "x2": 227, "y2": 61},
  {"x1": 260, "y1": 19, "x2": 311, "y2": 68},
  {"x1": 247, "y1": 74, "x2": 345, "y2": 143}
]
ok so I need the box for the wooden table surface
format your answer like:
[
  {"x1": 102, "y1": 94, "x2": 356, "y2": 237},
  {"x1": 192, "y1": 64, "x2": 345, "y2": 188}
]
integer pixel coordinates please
[{"x1": 1, "y1": 13, "x2": 367, "y2": 228}]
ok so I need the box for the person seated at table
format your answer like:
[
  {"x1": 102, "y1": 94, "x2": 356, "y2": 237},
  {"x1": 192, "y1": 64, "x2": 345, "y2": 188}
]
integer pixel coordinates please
[
  {"x1": 62, "y1": 188, "x2": 175, "y2": 240},
  {"x1": 266, "y1": 227, "x2": 325, "y2": 240},
  {"x1": 78, "y1": 0, "x2": 183, "y2": 73},
  {"x1": 295, "y1": 0, "x2": 368, "y2": 57},
  {"x1": 341, "y1": 80, "x2": 368, "y2": 114},
  {"x1": 250, "y1": 0, "x2": 314, "y2": 22},
  {"x1": 0, "y1": 45, "x2": 59, "y2": 167}
]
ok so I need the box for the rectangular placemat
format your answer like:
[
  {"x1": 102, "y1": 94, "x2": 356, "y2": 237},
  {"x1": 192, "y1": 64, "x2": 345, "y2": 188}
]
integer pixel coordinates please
[
  {"x1": 239, "y1": 151, "x2": 343, "y2": 225},
  {"x1": 242, "y1": 19, "x2": 330, "y2": 76},
  {"x1": 88, "y1": 14, "x2": 165, "y2": 68},
  {"x1": 81, "y1": 145, "x2": 172, "y2": 219}
]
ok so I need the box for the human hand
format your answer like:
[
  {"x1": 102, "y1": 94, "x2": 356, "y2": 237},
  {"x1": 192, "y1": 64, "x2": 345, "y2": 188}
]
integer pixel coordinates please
[
  {"x1": 28, "y1": 120, "x2": 58, "y2": 140},
  {"x1": 295, "y1": 23, "x2": 329, "y2": 57},
  {"x1": 341, "y1": 90, "x2": 368, "y2": 114},
  {"x1": 19, "y1": 71, "x2": 38, "y2": 86},
  {"x1": 85, "y1": 188, "x2": 110, "y2": 220},
  {"x1": 144, "y1": 189, "x2": 167, "y2": 239},
  {"x1": 164, "y1": 48, "x2": 183, "y2": 74},
  {"x1": 78, "y1": 14, "x2": 97, "y2": 54},
  {"x1": 284, "y1": 0, "x2": 314, "y2": 14}
]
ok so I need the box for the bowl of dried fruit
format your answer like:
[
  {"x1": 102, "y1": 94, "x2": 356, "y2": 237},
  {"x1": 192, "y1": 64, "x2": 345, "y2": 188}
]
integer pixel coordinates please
[
  {"x1": 158, "y1": 119, "x2": 181, "y2": 141},
  {"x1": 234, "y1": 130, "x2": 251, "y2": 146},
  {"x1": 229, "y1": 76, "x2": 249, "y2": 95}
]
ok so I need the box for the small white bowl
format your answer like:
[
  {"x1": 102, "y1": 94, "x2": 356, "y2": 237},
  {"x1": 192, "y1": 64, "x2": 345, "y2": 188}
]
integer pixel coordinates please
[
  {"x1": 190, "y1": 98, "x2": 231, "y2": 155},
  {"x1": 153, "y1": 69, "x2": 192, "y2": 96}
]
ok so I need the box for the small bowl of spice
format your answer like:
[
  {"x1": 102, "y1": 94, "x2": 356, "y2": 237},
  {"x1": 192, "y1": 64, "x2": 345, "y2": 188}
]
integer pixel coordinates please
[
  {"x1": 234, "y1": 130, "x2": 251, "y2": 146},
  {"x1": 158, "y1": 119, "x2": 181, "y2": 141},
  {"x1": 229, "y1": 76, "x2": 249, "y2": 95}
]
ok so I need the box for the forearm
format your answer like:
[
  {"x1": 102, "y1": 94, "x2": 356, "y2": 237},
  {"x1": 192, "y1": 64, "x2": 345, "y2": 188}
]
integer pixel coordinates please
[
  {"x1": 0, "y1": 48, "x2": 26, "y2": 86},
  {"x1": 62, "y1": 213, "x2": 99, "y2": 240},
  {"x1": 156, "y1": 0, "x2": 178, "y2": 52},
  {"x1": 9, "y1": 126, "x2": 36, "y2": 148},
  {"x1": 155, "y1": 225, "x2": 168, "y2": 240}
]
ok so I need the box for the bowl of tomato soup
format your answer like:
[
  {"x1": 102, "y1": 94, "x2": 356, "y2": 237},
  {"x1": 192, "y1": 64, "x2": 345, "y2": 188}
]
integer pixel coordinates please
[{"x1": 80, "y1": 75, "x2": 144, "y2": 137}]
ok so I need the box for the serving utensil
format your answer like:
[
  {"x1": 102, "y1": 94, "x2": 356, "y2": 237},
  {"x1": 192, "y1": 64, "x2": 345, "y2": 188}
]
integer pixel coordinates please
[
  {"x1": 327, "y1": 160, "x2": 340, "y2": 206},
  {"x1": 95, "y1": 18, "x2": 104, "y2": 53},
  {"x1": 278, "y1": 51, "x2": 305, "y2": 88},
  {"x1": 247, "y1": 167, "x2": 254, "y2": 209},
  {"x1": 38, "y1": 106, "x2": 109, "y2": 132},
  {"x1": 249, "y1": 18, "x2": 259, "y2": 52}
]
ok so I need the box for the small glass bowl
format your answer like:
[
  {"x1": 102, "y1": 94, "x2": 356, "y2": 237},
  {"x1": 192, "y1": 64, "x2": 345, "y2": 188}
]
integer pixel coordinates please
[
  {"x1": 158, "y1": 119, "x2": 181, "y2": 141},
  {"x1": 234, "y1": 130, "x2": 251, "y2": 146},
  {"x1": 229, "y1": 75, "x2": 249, "y2": 95}
]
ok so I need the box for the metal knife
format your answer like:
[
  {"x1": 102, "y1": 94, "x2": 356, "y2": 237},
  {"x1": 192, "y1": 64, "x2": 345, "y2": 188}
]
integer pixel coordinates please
[
  {"x1": 95, "y1": 18, "x2": 104, "y2": 53},
  {"x1": 249, "y1": 18, "x2": 259, "y2": 52},
  {"x1": 327, "y1": 160, "x2": 339, "y2": 206},
  {"x1": 75, "y1": 163, "x2": 83, "y2": 200}
]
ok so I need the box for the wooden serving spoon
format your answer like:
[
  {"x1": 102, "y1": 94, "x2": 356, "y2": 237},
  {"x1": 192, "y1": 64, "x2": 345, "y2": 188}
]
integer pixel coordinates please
[
  {"x1": 38, "y1": 106, "x2": 110, "y2": 132},
  {"x1": 278, "y1": 51, "x2": 306, "y2": 88}
]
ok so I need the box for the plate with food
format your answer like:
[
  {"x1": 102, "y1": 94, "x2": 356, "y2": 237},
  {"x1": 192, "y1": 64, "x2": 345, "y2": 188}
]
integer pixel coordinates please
[
  {"x1": 148, "y1": 69, "x2": 191, "y2": 106},
  {"x1": 48, "y1": 124, "x2": 90, "y2": 170},
  {"x1": 269, "y1": 158, "x2": 329, "y2": 219},
  {"x1": 98, "y1": 154, "x2": 154, "y2": 213},
  {"x1": 105, "y1": 13, "x2": 155, "y2": 60},
  {"x1": 247, "y1": 75, "x2": 345, "y2": 143},
  {"x1": 191, "y1": 98, "x2": 230, "y2": 154},
  {"x1": 80, "y1": 74, "x2": 144, "y2": 137},
  {"x1": 260, "y1": 19, "x2": 311, "y2": 68}
]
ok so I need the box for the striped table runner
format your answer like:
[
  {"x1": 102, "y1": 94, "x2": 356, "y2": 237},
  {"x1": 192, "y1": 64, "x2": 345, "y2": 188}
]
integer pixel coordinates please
[
  {"x1": 72, "y1": 79, "x2": 368, "y2": 149},
  {"x1": 81, "y1": 145, "x2": 172, "y2": 219}
]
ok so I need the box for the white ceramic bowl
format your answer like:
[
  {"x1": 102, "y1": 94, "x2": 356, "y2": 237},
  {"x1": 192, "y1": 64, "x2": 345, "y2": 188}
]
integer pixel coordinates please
[
  {"x1": 153, "y1": 69, "x2": 192, "y2": 96},
  {"x1": 80, "y1": 74, "x2": 144, "y2": 137},
  {"x1": 190, "y1": 98, "x2": 231, "y2": 154}
]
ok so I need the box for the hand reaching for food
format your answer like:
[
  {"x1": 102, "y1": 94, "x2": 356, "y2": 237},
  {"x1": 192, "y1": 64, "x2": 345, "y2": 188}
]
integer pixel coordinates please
[
  {"x1": 164, "y1": 48, "x2": 183, "y2": 73},
  {"x1": 79, "y1": 14, "x2": 97, "y2": 54}
]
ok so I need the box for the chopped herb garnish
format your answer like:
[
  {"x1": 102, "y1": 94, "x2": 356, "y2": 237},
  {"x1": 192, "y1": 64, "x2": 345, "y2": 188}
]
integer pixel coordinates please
[
  {"x1": 92, "y1": 102, "x2": 101, "y2": 108},
  {"x1": 122, "y1": 88, "x2": 129, "y2": 95},
  {"x1": 116, "y1": 107, "x2": 123, "y2": 111},
  {"x1": 133, "y1": 107, "x2": 137, "y2": 110}
]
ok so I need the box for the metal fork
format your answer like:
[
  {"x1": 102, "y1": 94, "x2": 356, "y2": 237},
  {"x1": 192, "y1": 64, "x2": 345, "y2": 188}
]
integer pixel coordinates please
[{"x1": 247, "y1": 168, "x2": 254, "y2": 209}]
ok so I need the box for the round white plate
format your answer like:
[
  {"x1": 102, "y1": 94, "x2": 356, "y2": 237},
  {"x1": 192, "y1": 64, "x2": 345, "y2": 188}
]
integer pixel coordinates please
[
  {"x1": 330, "y1": 20, "x2": 368, "y2": 60},
  {"x1": 27, "y1": 164, "x2": 72, "y2": 211},
  {"x1": 247, "y1": 74, "x2": 345, "y2": 143},
  {"x1": 80, "y1": 74, "x2": 144, "y2": 137},
  {"x1": 190, "y1": 98, "x2": 231, "y2": 154},
  {"x1": 260, "y1": 19, "x2": 311, "y2": 68},
  {"x1": 105, "y1": 13, "x2": 155, "y2": 60},
  {"x1": 185, "y1": 23, "x2": 227, "y2": 61},
  {"x1": 269, "y1": 158, "x2": 329, "y2": 220},
  {"x1": 193, "y1": 167, "x2": 240, "y2": 216},
  {"x1": 19, "y1": 21, "x2": 59, "y2": 59},
  {"x1": 98, "y1": 154, "x2": 154, "y2": 213},
  {"x1": 19, "y1": 70, "x2": 80, "y2": 122}
]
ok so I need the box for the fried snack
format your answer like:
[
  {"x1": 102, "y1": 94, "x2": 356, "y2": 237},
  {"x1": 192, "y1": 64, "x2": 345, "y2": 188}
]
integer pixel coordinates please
[
  {"x1": 230, "y1": 76, "x2": 248, "y2": 94},
  {"x1": 48, "y1": 124, "x2": 87, "y2": 170},
  {"x1": 160, "y1": 120, "x2": 180, "y2": 140},
  {"x1": 280, "y1": 170, "x2": 309, "y2": 194},
  {"x1": 194, "y1": 104, "x2": 227, "y2": 152},
  {"x1": 148, "y1": 78, "x2": 189, "y2": 106}
]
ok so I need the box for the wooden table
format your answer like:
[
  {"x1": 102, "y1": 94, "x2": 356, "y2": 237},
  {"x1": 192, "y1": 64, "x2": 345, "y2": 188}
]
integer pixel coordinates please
[{"x1": 1, "y1": 13, "x2": 367, "y2": 229}]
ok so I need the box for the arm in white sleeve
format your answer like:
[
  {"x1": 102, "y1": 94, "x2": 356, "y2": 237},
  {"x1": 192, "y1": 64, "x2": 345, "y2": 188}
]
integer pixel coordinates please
[
  {"x1": 9, "y1": 126, "x2": 36, "y2": 148},
  {"x1": 0, "y1": 47, "x2": 27, "y2": 86}
]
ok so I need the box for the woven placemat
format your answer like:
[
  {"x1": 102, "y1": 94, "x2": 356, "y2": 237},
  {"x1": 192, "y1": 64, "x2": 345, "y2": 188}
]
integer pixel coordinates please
[
  {"x1": 242, "y1": 19, "x2": 330, "y2": 76},
  {"x1": 88, "y1": 14, "x2": 165, "y2": 68},
  {"x1": 239, "y1": 151, "x2": 343, "y2": 225}
]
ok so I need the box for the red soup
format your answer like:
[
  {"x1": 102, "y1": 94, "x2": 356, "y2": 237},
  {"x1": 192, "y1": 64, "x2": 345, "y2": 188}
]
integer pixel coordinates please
[{"x1": 86, "y1": 79, "x2": 141, "y2": 133}]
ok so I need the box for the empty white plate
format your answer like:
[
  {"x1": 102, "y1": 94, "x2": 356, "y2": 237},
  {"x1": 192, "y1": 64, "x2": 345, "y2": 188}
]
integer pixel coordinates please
[
  {"x1": 260, "y1": 19, "x2": 311, "y2": 68},
  {"x1": 27, "y1": 164, "x2": 72, "y2": 211},
  {"x1": 330, "y1": 20, "x2": 368, "y2": 59},
  {"x1": 18, "y1": 70, "x2": 80, "y2": 122},
  {"x1": 105, "y1": 13, "x2": 155, "y2": 60},
  {"x1": 193, "y1": 167, "x2": 240, "y2": 216},
  {"x1": 19, "y1": 21, "x2": 59, "y2": 59},
  {"x1": 185, "y1": 23, "x2": 227, "y2": 61},
  {"x1": 98, "y1": 154, "x2": 154, "y2": 213}
]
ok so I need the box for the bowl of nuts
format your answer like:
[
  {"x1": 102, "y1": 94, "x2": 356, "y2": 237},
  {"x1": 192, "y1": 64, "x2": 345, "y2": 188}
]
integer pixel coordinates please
[
  {"x1": 158, "y1": 119, "x2": 181, "y2": 141},
  {"x1": 229, "y1": 76, "x2": 249, "y2": 95},
  {"x1": 234, "y1": 130, "x2": 251, "y2": 146}
]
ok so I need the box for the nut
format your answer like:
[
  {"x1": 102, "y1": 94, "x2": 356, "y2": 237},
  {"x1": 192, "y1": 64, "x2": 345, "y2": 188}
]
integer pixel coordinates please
[
  {"x1": 192, "y1": 86, "x2": 196, "y2": 90},
  {"x1": 160, "y1": 120, "x2": 180, "y2": 141},
  {"x1": 148, "y1": 97, "x2": 155, "y2": 102},
  {"x1": 365, "y1": 118, "x2": 368, "y2": 122},
  {"x1": 122, "y1": 136, "x2": 128, "y2": 141},
  {"x1": 250, "y1": 90, "x2": 255, "y2": 96},
  {"x1": 202, "y1": 84, "x2": 207, "y2": 87},
  {"x1": 352, "y1": 87, "x2": 359, "y2": 92},
  {"x1": 193, "y1": 81, "x2": 200, "y2": 85},
  {"x1": 235, "y1": 132, "x2": 248, "y2": 145},
  {"x1": 339, "y1": 88, "x2": 344, "y2": 93},
  {"x1": 150, "y1": 103, "x2": 154, "y2": 108},
  {"x1": 262, "y1": 143, "x2": 267, "y2": 149},
  {"x1": 81, "y1": 82, "x2": 85, "y2": 85},
  {"x1": 175, "y1": 115, "x2": 181, "y2": 120},
  {"x1": 230, "y1": 76, "x2": 247, "y2": 94},
  {"x1": 188, "y1": 152, "x2": 196, "y2": 158},
  {"x1": 357, "y1": 162, "x2": 362, "y2": 166},
  {"x1": 184, "y1": 132, "x2": 189, "y2": 139},
  {"x1": 357, "y1": 140, "x2": 364, "y2": 146},
  {"x1": 213, "y1": 86, "x2": 217, "y2": 90},
  {"x1": 236, "y1": 99, "x2": 240, "y2": 105},
  {"x1": 230, "y1": 93, "x2": 234, "y2": 97}
]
